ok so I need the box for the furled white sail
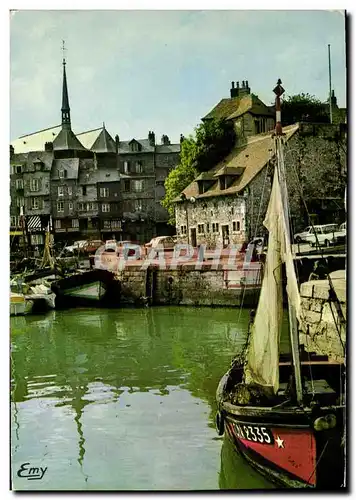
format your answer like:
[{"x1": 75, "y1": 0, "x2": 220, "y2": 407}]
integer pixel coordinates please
[{"x1": 244, "y1": 164, "x2": 285, "y2": 394}]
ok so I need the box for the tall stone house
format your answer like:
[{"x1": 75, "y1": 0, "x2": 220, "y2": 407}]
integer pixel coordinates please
[
  {"x1": 202, "y1": 80, "x2": 275, "y2": 138},
  {"x1": 175, "y1": 82, "x2": 346, "y2": 248},
  {"x1": 10, "y1": 57, "x2": 180, "y2": 250}
]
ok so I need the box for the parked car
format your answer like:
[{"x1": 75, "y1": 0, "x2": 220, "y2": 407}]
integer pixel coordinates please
[
  {"x1": 104, "y1": 240, "x2": 138, "y2": 257},
  {"x1": 145, "y1": 236, "x2": 176, "y2": 250},
  {"x1": 63, "y1": 240, "x2": 87, "y2": 255},
  {"x1": 335, "y1": 222, "x2": 346, "y2": 245},
  {"x1": 293, "y1": 226, "x2": 313, "y2": 243},
  {"x1": 83, "y1": 240, "x2": 104, "y2": 254},
  {"x1": 308, "y1": 224, "x2": 342, "y2": 247}
]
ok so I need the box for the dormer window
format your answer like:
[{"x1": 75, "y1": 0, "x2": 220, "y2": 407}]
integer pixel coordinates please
[
  {"x1": 129, "y1": 140, "x2": 142, "y2": 152},
  {"x1": 34, "y1": 160, "x2": 43, "y2": 171},
  {"x1": 58, "y1": 169, "x2": 67, "y2": 179}
]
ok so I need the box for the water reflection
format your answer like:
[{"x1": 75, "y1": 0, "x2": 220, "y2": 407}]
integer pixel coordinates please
[{"x1": 219, "y1": 437, "x2": 275, "y2": 489}]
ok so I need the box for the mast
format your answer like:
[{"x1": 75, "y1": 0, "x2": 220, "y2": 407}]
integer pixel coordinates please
[
  {"x1": 328, "y1": 44, "x2": 333, "y2": 124},
  {"x1": 273, "y1": 79, "x2": 303, "y2": 403}
]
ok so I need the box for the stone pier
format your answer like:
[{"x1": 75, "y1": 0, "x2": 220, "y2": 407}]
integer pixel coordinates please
[{"x1": 299, "y1": 270, "x2": 346, "y2": 362}]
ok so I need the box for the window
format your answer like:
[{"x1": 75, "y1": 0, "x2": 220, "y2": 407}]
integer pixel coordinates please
[
  {"x1": 16, "y1": 197, "x2": 25, "y2": 208},
  {"x1": 82, "y1": 186, "x2": 87, "y2": 196},
  {"x1": 212, "y1": 222, "x2": 219, "y2": 233},
  {"x1": 58, "y1": 186, "x2": 64, "y2": 196},
  {"x1": 68, "y1": 202, "x2": 73, "y2": 211},
  {"x1": 15, "y1": 179, "x2": 23, "y2": 190},
  {"x1": 206, "y1": 223, "x2": 210, "y2": 233},
  {"x1": 102, "y1": 203, "x2": 110, "y2": 213},
  {"x1": 55, "y1": 219, "x2": 61, "y2": 229},
  {"x1": 31, "y1": 197, "x2": 39, "y2": 209},
  {"x1": 180, "y1": 225, "x2": 187, "y2": 235},
  {"x1": 57, "y1": 201, "x2": 64, "y2": 212},
  {"x1": 198, "y1": 224, "x2": 205, "y2": 234},
  {"x1": 124, "y1": 180, "x2": 130, "y2": 192},
  {"x1": 103, "y1": 220, "x2": 111, "y2": 229},
  {"x1": 232, "y1": 221, "x2": 241, "y2": 232},
  {"x1": 72, "y1": 219, "x2": 79, "y2": 228},
  {"x1": 134, "y1": 200, "x2": 143, "y2": 212},
  {"x1": 31, "y1": 234, "x2": 44, "y2": 245},
  {"x1": 133, "y1": 180, "x2": 144, "y2": 192},
  {"x1": 67, "y1": 186, "x2": 73, "y2": 196},
  {"x1": 78, "y1": 202, "x2": 85, "y2": 211},
  {"x1": 88, "y1": 202, "x2": 98, "y2": 211},
  {"x1": 111, "y1": 220, "x2": 121, "y2": 229},
  {"x1": 100, "y1": 187, "x2": 109, "y2": 197},
  {"x1": 130, "y1": 141, "x2": 141, "y2": 152},
  {"x1": 58, "y1": 169, "x2": 67, "y2": 179},
  {"x1": 15, "y1": 165, "x2": 22, "y2": 174},
  {"x1": 10, "y1": 216, "x2": 18, "y2": 227},
  {"x1": 123, "y1": 161, "x2": 130, "y2": 174},
  {"x1": 34, "y1": 162, "x2": 42, "y2": 172},
  {"x1": 136, "y1": 161, "x2": 143, "y2": 174},
  {"x1": 30, "y1": 179, "x2": 39, "y2": 192}
]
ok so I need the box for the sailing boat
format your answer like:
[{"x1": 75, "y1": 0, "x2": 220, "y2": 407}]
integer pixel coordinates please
[{"x1": 215, "y1": 80, "x2": 346, "y2": 489}]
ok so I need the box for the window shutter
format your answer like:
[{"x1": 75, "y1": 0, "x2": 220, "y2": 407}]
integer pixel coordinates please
[{"x1": 38, "y1": 178, "x2": 42, "y2": 190}]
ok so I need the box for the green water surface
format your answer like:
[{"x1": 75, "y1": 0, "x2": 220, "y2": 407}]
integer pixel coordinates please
[{"x1": 11, "y1": 307, "x2": 285, "y2": 490}]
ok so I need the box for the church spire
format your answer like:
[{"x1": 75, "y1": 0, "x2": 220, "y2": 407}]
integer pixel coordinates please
[{"x1": 61, "y1": 40, "x2": 71, "y2": 130}]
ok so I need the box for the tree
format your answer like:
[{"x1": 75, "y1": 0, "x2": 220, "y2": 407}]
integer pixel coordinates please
[
  {"x1": 281, "y1": 93, "x2": 329, "y2": 126},
  {"x1": 161, "y1": 119, "x2": 236, "y2": 225}
]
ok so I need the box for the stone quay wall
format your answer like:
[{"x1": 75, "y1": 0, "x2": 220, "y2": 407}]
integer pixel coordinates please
[
  {"x1": 299, "y1": 270, "x2": 346, "y2": 362},
  {"x1": 116, "y1": 266, "x2": 260, "y2": 308}
]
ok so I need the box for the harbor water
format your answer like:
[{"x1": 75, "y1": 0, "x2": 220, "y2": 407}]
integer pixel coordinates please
[{"x1": 11, "y1": 307, "x2": 290, "y2": 490}]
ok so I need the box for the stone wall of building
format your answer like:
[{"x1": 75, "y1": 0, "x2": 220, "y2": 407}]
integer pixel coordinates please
[
  {"x1": 299, "y1": 270, "x2": 346, "y2": 362},
  {"x1": 175, "y1": 195, "x2": 247, "y2": 247}
]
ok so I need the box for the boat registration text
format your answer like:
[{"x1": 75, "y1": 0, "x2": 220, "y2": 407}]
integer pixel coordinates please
[{"x1": 232, "y1": 423, "x2": 274, "y2": 444}]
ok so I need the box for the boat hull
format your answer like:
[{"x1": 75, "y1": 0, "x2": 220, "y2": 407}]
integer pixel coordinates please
[
  {"x1": 220, "y1": 405, "x2": 345, "y2": 489},
  {"x1": 216, "y1": 363, "x2": 346, "y2": 489},
  {"x1": 51, "y1": 269, "x2": 121, "y2": 308}
]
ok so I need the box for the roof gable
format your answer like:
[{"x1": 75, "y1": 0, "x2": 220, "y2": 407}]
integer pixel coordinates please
[{"x1": 175, "y1": 124, "x2": 299, "y2": 202}]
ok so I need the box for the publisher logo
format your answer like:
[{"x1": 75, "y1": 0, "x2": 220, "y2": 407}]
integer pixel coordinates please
[{"x1": 17, "y1": 462, "x2": 47, "y2": 481}]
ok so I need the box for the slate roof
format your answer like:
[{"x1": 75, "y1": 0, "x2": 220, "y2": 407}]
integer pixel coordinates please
[
  {"x1": 78, "y1": 161, "x2": 121, "y2": 185},
  {"x1": 11, "y1": 151, "x2": 54, "y2": 172},
  {"x1": 175, "y1": 124, "x2": 299, "y2": 202},
  {"x1": 53, "y1": 128, "x2": 87, "y2": 151},
  {"x1": 118, "y1": 138, "x2": 155, "y2": 154},
  {"x1": 51, "y1": 158, "x2": 80, "y2": 179},
  {"x1": 203, "y1": 94, "x2": 274, "y2": 121},
  {"x1": 90, "y1": 127, "x2": 117, "y2": 153},
  {"x1": 155, "y1": 144, "x2": 181, "y2": 154}
]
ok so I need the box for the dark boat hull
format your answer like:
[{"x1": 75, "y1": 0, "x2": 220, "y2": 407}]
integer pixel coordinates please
[
  {"x1": 51, "y1": 269, "x2": 121, "y2": 308},
  {"x1": 216, "y1": 362, "x2": 345, "y2": 489}
]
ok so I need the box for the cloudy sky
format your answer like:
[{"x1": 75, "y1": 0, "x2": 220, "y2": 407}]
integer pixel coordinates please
[{"x1": 10, "y1": 10, "x2": 347, "y2": 143}]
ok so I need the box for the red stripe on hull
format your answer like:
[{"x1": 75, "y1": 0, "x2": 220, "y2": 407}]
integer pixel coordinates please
[{"x1": 227, "y1": 422, "x2": 316, "y2": 486}]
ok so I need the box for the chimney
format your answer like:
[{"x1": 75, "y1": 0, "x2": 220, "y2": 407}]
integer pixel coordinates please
[
  {"x1": 148, "y1": 131, "x2": 155, "y2": 147},
  {"x1": 161, "y1": 134, "x2": 170, "y2": 145},
  {"x1": 115, "y1": 134, "x2": 120, "y2": 153},
  {"x1": 239, "y1": 79, "x2": 251, "y2": 97},
  {"x1": 10, "y1": 144, "x2": 14, "y2": 158},
  {"x1": 45, "y1": 141, "x2": 53, "y2": 151},
  {"x1": 230, "y1": 81, "x2": 239, "y2": 98}
]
